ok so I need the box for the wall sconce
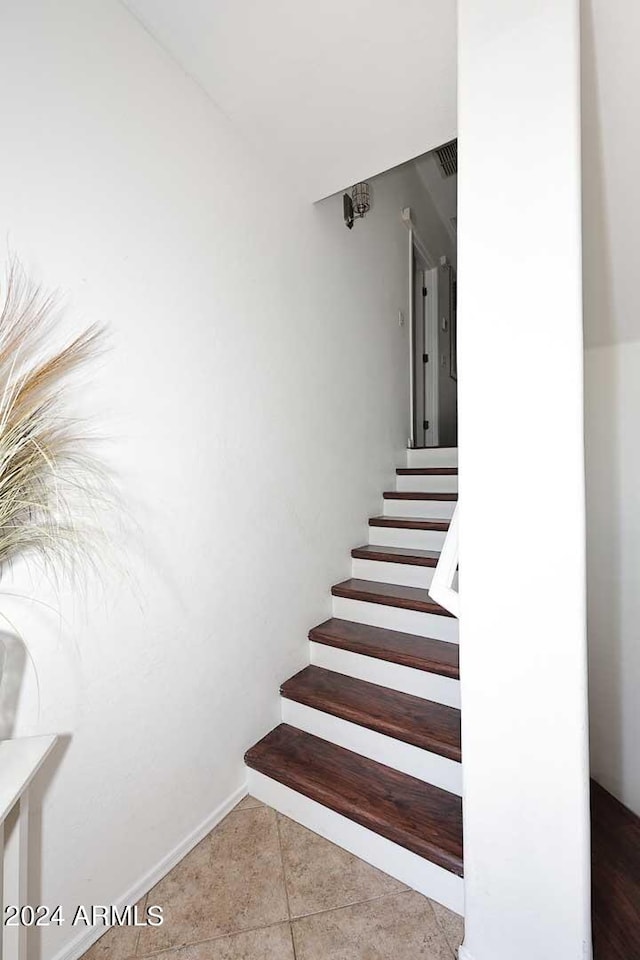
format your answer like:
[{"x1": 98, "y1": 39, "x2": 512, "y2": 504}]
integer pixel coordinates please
[{"x1": 343, "y1": 182, "x2": 371, "y2": 229}]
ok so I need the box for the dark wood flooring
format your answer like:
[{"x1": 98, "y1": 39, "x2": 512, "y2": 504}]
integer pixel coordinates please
[
  {"x1": 396, "y1": 467, "x2": 458, "y2": 475},
  {"x1": 369, "y1": 516, "x2": 450, "y2": 531},
  {"x1": 351, "y1": 544, "x2": 441, "y2": 567},
  {"x1": 308, "y1": 618, "x2": 459, "y2": 678},
  {"x1": 280, "y1": 665, "x2": 461, "y2": 760},
  {"x1": 592, "y1": 780, "x2": 640, "y2": 959},
  {"x1": 383, "y1": 491, "x2": 458, "y2": 501},
  {"x1": 331, "y1": 578, "x2": 454, "y2": 616}
]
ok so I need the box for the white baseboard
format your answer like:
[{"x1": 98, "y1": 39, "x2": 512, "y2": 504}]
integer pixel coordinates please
[
  {"x1": 458, "y1": 946, "x2": 473, "y2": 959},
  {"x1": 52, "y1": 783, "x2": 247, "y2": 960}
]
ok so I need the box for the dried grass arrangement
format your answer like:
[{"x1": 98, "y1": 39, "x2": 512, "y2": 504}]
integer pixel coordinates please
[{"x1": 0, "y1": 261, "x2": 111, "y2": 585}]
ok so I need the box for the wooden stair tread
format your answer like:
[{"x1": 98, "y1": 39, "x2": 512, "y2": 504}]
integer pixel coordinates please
[
  {"x1": 369, "y1": 516, "x2": 450, "y2": 531},
  {"x1": 309, "y1": 619, "x2": 459, "y2": 678},
  {"x1": 397, "y1": 468, "x2": 458, "y2": 476},
  {"x1": 332, "y1": 578, "x2": 454, "y2": 617},
  {"x1": 383, "y1": 491, "x2": 457, "y2": 501},
  {"x1": 352, "y1": 544, "x2": 441, "y2": 567},
  {"x1": 281, "y1": 666, "x2": 461, "y2": 761},
  {"x1": 245, "y1": 724, "x2": 463, "y2": 875}
]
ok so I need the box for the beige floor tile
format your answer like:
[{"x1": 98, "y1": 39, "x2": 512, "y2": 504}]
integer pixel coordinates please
[
  {"x1": 234, "y1": 796, "x2": 264, "y2": 811},
  {"x1": 82, "y1": 897, "x2": 147, "y2": 960},
  {"x1": 430, "y1": 900, "x2": 464, "y2": 956},
  {"x1": 278, "y1": 814, "x2": 406, "y2": 917},
  {"x1": 291, "y1": 890, "x2": 453, "y2": 960},
  {"x1": 82, "y1": 924, "x2": 140, "y2": 960},
  {"x1": 137, "y1": 923, "x2": 295, "y2": 959},
  {"x1": 136, "y1": 807, "x2": 288, "y2": 955}
]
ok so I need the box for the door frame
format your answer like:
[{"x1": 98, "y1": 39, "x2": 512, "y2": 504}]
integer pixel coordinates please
[
  {"x1": 402, "y1": 207, "x2": 439, "y2": 448},
  {"x1": 423, "y1": 264, "x2": 440, "y2": 446}
]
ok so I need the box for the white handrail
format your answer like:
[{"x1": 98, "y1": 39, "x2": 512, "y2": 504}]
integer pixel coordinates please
[{"x1": 428, "y1": 503, "x2": 460, "y2": 618}]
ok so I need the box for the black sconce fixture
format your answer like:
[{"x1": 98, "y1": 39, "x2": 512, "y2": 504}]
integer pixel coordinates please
[{"x1": 343, "y1": 182, "x2": 371, "y2": 229}]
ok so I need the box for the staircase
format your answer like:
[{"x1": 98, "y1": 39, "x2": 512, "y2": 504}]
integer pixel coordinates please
[{"x1": 244, "y1": 447, "x2": 462, "y2": 914}]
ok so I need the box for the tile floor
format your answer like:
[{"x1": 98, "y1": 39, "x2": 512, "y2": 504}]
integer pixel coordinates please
[{"x1": 82, "y1": 794, "x2": 464, "y2": 960}]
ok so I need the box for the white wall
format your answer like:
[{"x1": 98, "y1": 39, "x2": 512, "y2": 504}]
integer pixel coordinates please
[
  {"x1": 582, "y1": 0, "x2": 640, "y2": 817},
  {"x1": 0, "y1": 3, "x2": 449, "y2": 957},
  {"x1": 584, "y1": 345, "x2": 640, "y2": 817},
  {"x1": 457, "y1": 2, "x2": 591, "y2": 959},
  {"x1": 122, "y1": 0, "x2": 457, "y2": 201}
]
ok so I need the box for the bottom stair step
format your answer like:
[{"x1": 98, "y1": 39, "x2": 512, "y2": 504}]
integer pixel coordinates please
[{"x1": 244, "y1": 724, "x2": 463, "y2": 877}]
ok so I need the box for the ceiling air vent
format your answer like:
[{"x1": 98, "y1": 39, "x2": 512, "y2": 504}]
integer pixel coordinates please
[{"x1": 435, "y1": 140, "x2": 457, "y2": 178}]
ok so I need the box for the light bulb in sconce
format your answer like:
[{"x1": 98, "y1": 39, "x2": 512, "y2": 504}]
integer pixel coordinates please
[
  {"x1": 352, "y1": 182, "x2": 370, "y2": 218},
  {"x1": 343, "y1": 182, "x2": 371, "y2": 229}
]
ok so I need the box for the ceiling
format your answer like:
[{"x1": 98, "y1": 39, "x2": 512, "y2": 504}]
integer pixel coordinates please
[
  {"x1": 123, "y1": 0, "x2": 457, "y2": 201},
  {"x1": 414, "y1": 150, "x2": 457, "y2": 245}
]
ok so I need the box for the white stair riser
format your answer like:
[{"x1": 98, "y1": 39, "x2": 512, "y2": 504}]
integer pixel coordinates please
[
  {"x1": 396, "y1": 474, "x2": 458, "y2": 493},
  {"x1": 368, "y1": 526, "x2": 447, "y2": 551},
  {"x1": 383, "y1": 498, "x2": 456, "y2": 520},
  {"x1": 352, "y1": 557, "x2": 435, "y2": 589},
  {"x1": 281, "y1": 699, "x2": 462, "y2": 796},
  {"x1": 332, "y1": 596, "x2": 459, "y2": 644},
  {"x1": 246, "y1": 770, "x2": 464, "y2": 915},
  {"x1": 406, "y1": 448, "x2": 458, "y2": 468},
  {"x1": 310, "y1": 643, "x2": 460, "y2": 708}
]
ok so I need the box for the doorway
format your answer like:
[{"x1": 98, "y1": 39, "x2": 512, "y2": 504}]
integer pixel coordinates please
[
  {"x1": 409, "y1": 235, "x2": 457, "y2": 449},
  {"x1": 413, "y1": 251, "x2": 438, "y2": 447}
]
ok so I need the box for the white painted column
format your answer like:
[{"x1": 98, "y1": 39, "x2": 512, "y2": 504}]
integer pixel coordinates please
[{"x1": 457, "y1": 2, "x2": 591, "y2": 959}]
